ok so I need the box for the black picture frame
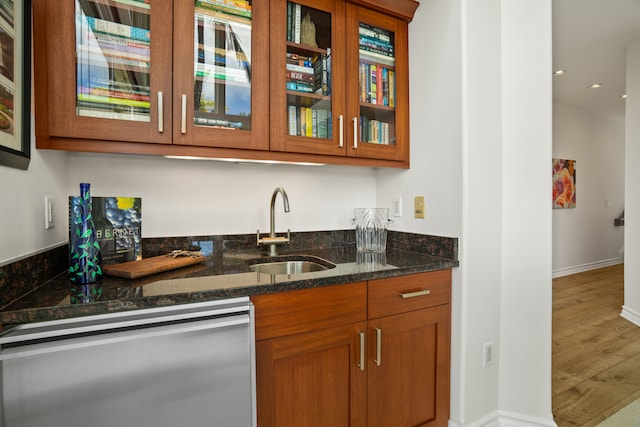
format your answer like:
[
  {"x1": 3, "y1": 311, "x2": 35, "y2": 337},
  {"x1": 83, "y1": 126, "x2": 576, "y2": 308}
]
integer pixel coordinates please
[{"x1": 0, "y1": 0, "x2": 31, "y2": 170}]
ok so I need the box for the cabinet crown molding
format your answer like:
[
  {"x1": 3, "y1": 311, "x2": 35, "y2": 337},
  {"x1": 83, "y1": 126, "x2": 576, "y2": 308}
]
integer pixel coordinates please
[{"x1": 345, "y1": 0, "x2": 419, "y2": 22}]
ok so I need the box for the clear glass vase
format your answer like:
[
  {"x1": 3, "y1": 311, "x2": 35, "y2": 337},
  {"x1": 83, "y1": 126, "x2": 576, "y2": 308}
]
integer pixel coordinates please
[
  {"x1": 69, "y1": 183, "x2": 102, "y2": 284},
  {"x1": 353, "y1": 208, "x2": 391, "y2": 252}
]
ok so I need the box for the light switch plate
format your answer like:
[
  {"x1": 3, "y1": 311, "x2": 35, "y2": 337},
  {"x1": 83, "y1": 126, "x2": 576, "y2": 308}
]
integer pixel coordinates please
[
  {"x1": 414, "y1": 196, "x2": 425, "y2": 219},
  {"x1": 45, "y1": 196, "x2": 55, "y2": 229},
  {"x1": 392, "y1": 196, "x2": 402, "y2": 217}
]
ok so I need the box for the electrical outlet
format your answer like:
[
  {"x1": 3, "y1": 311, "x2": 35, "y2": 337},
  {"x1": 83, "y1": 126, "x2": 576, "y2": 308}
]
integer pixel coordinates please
[
  {"x1": 392, "y1": 196, "x2": 402, "y2": 217},
  {"x1": 44, "y1": 196, "x2": 55, "y2": 230},
  {"x1": 414, "y1": 196, "x2": 425, "y2": 219},
  {"x1": 483, "y1": 341, "x2": 494, "y2": 367}
]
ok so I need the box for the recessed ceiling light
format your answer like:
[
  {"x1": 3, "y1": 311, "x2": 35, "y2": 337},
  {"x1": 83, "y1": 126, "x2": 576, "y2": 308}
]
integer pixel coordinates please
[
  {"x1": 590, "y1": 83, "x2": 603, "y2": 89},
  {"x1": 553, "y1": 70, "x2": 566, "y2": 76}
]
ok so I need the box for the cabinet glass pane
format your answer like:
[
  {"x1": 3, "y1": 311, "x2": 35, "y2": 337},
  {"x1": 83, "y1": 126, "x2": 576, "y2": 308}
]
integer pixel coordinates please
[
  {"x1": 359, "y1": 22, "x2": 395, "y2": 145},
  {"x1": 75, "y1": 0, "x2": 152, "y2": 122},
  {"x1": 286, "y1": 2, "x2": 331, "y2": 139},
  {"x1": 194, "y1": 1, "x2": 252, "y2": 130}
]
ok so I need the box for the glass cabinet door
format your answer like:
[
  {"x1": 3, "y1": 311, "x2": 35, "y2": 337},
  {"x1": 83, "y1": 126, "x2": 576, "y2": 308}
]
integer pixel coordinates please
[
  {"x1": 45, "y1": 0, "x2": 173, "y2": 144},
  {"x1": 173, "y1": 0, "x2": 268, "y2": 150},
  {"x1": 346, "y1": 5, "x2": 409, "y2": 162},
  {"x1": 270, "y1": 0, "x2": 345, "y2": 156}
]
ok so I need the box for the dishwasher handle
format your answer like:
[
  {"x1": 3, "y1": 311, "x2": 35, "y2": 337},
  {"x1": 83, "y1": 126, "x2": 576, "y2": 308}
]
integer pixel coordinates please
[{"x1": 0, "y1": 313, "x2": 250, "y2": 361}]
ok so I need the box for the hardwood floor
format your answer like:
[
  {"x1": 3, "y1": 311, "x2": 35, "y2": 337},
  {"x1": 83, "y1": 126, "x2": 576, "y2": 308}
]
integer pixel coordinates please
[{"x1": 552, "y1": 264, "x2": 640, "y2": 426}]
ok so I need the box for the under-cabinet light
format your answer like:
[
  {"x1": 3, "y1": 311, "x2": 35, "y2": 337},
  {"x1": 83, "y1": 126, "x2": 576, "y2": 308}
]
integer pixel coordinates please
[
  {"x1": 163, "y1": 155, "x2": 325, "y2": 166},
  {"x1": 590, "y1": 83, "x2": 604, "y2": 89},
  {"x1": 620, "y1": 94, "x2": 627, "y2": 99},
  {"x1": 553, "y1": 69, "x2": 566, "y2": 76}
]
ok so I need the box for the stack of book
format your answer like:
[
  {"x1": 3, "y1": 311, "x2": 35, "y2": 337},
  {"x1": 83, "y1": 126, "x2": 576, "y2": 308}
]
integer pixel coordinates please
[
  {"x1": 288, "y1": 105, "x2": 332, "y2": 139},
  {"x1": 359, "y1": 23, "x2": 394, "y2": 65},
  {"x1": 195, "y1": 0, "x2": 252, "y2": 21},
  {"x1": 76, "y1": 14, "x2": 151, "y2": 121},
  {"x1": 286, "y1": 51, "x2": 331, "y2": 95},
  {"x1": 286, "y1": 52, "x2": 315, "y2": 93}
]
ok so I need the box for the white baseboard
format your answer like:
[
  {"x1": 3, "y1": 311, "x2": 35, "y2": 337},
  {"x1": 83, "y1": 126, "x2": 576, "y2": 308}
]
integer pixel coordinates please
[
  {"x1": 448, "y1": 410, "x2": 557, "y2": 427},
  {"x1": 552, "y1": 258, "x2": 623, "y2": 278},
  {"x1": 621, "y1": 305, "x2": 640, "y2": 327}
]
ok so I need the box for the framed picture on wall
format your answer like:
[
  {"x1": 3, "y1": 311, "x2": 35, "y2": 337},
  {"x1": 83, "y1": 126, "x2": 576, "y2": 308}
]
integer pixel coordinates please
[
  {"x1": 0, "y1": 0, "x2": 31, "y2": 170},
  {"x1": 553, "y1": 158, "x2": 576, "y2": 209}
]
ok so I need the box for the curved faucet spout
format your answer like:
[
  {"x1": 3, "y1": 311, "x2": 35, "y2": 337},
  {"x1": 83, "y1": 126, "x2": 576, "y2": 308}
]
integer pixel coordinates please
[{"x1": 270, "y1": 187, "x2": 290, "y2": 239}]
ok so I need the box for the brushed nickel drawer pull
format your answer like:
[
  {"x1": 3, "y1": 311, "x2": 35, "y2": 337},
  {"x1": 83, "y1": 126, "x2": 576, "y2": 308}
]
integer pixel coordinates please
[
  {"x1": 352, "y1": 117, "x2": 358, "y2": 149},
  {"x1": 338, "y1": 115, "x2": 344, "y2": 148},
  {"x1": 399, "y1": 289, "x2": 431, "y2": 299},
  {"x1": 374, "y1": 327, "x2": 382, "y2": 366},
  {"x1": 181, "y1": 94, "x2": 187, "y2": 134},
  {"x1": 357, "y1": 330, "x2": 365, "y2": 371}
]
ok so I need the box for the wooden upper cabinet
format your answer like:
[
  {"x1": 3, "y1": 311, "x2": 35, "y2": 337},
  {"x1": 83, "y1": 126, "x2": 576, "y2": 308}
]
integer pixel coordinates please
[
  {"x1": 33, "y1": 0, "x2": 416, "y2": 167},
  {"x1": 270, "y1": 0, "x2": 410, "y2": 165},
  {"x1": 269, "y1": 0, "x2": 347, "y2": 157},
  {"x1": 172, "y1": 0, "x2": 269, "y2": 150},
  {"x1": 34, "y1": 0, "x2": 268, "y2": 151},
  {"x1": 345, "y1": 4, "x2": 409, "y2": 162},
  {"x1": 35, "y1": 0, "x2": 173, "y2": 145}
]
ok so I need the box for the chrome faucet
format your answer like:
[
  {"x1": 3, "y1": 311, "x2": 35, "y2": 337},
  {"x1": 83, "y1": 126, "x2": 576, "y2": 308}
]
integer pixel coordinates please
[{"x1": 257, "y1": 187, "x2": 291, "y2": 256}]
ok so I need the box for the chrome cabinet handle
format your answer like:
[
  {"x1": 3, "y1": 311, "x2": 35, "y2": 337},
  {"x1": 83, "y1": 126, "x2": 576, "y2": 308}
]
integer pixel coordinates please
[
  {"x1": 353, "y1": 117, "x2": 358, "y2": 149},
  {"x1": 357, "y1": 330, "x2": 365, "y2": 371},
  {"x1": 399, "y1": 289, "x2": 431, "y2": 299},
  {"x1": 338, "y1": 115, "x2": 344, "y2": 147},
  {"x1": 374, "y1": 327, "x2": 381, "y2": 366},
  {"x1": 181, "y1": 94, "x2": 187, "y2": 134},
  {"x1": 157, "y1": 91, "x2": 164, "y2": 133}
]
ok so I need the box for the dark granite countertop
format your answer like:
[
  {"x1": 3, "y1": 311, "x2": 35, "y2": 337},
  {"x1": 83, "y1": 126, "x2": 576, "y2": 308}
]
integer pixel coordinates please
[{"x1": 0, "y1": 231, "x2": 459, "y2": 327}]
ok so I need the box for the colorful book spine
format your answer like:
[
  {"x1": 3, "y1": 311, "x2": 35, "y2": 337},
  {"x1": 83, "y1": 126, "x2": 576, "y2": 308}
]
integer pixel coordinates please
[{"x1": 83, "y1": 16, "x2": 150, "y2": 43}]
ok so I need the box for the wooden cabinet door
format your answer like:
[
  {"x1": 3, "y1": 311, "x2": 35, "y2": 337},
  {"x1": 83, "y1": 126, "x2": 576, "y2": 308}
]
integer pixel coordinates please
[
  {"x1": 172, "y1": 0, "x2": 270, "y2": 150},
  {"x1": 269, "y1": 0, "x2": 347, "y2": 157},
  {"x1": 256, "y1": 322, "x2": 367, "y2": 427},
  {"x1": 345, "y1": 4, "x2": 409, "y2": 163},
  {"x1": 367, "y1": 305, "x2": 451, "y2": 427},
  {"x1": 35, "y1": 0, "x2": 173, "y2": 145}
]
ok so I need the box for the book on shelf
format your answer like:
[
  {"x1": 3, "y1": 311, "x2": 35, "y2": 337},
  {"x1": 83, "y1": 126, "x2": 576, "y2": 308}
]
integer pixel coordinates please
[
  {"x1": 78, "y1": 86, "x2": 151, "y2": 102},
  {"x1": 287, "y1": 70, "x2": 314, "y2": 83},
  {"x1": 359, "y1": 23, "x2": 391, "y2": 39},
  {"x1": 388, "y1": 70, "x2": 395, "y2": 107},
  {"x1": 77, "y1": 93, "x2": 151, "y2": 109},
  {"x1": 195, "y1": 0, "x2": 252, "y2": 20},
  {"x1": 359, "y1": 62, "x2": 395, "y2": 106},
  {"x1": 287, "y1": 105, "x2": 330, "y2": 138},
  {"x1": 193, "y1": 115, "x2": 244, "y2": 129},
  {"x1": 359, "y1": 117, "x2": 390, "y2": 145},
  {"x1": 285, "y1": 62, "x2": 314, "y2": 74},
  {"x1": 317, "y1": 108, "x2": 328, "y2": 138},
  {"x1": 286, "y1": 81, "x2": 314, "y2": 93},
  {"x1": 293, "y1": 3, "x2": 301, "y2": 43},
  {"x1": 288, "y1": 105, "x2": 297, "y2": 135},
  {"x1": 81, "y1": 16, "x2": 150, "y2": 43},
  {"x1": 312, "y1": 50, "x2": 330, "y2": 96},
  {"x1": 359, "y1": 35, "x2": 393, "y2": 54},
  {"x1": 287, "y1": 52, "x2": 313, "y2": 67}
]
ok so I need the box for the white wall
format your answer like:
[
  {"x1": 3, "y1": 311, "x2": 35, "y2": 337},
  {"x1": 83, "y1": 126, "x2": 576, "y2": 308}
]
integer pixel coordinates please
[
  {"x1": 623, "y1": 40, "x2": 640, "y2": 326},
  {"x1": 65, "y1": 153, "x2": 376, "y2": 237},
  {"x1": 0, "y1": 118, "x2": 68, "y2": 265},
  {"x1": 552, "y1": 103, "x2": 625, "y2": 277}
]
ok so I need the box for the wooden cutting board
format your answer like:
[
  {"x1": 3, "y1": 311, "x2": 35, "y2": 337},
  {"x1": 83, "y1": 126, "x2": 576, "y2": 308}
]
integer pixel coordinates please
[{"x1": 103, "y1": 254, "x2": 207, "y2": 279}]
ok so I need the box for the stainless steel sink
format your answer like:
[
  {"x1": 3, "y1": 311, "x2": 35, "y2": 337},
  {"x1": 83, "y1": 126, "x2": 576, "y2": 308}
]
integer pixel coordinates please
[{"x1": 247, "y1": 255, "x2": 336, "y2": 275}]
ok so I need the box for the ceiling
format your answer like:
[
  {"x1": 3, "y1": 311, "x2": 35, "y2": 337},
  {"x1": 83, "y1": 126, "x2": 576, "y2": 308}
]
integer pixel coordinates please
[{"x1": 552, "y1": 0, "x2": 640, "y2": 120}]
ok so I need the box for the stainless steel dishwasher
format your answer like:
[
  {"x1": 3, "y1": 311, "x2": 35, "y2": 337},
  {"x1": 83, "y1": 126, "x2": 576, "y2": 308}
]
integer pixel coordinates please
[{"x1": 0, "y1": 297, "x2": 256, "y2": 427}]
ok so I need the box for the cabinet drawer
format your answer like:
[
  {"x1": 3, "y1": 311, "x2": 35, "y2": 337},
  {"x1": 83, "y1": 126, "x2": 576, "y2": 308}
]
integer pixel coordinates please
[
  {"x1": 252, "y1": 282, "x2": 367, "y2": 341},
  {"x1": 368, "y1": 270, "x2": 451, "y2": 319}
]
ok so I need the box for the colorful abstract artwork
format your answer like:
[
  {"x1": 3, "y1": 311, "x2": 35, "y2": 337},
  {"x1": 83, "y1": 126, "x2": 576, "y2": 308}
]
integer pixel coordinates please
[{"x1": 553, "y1": 158, "x2": 576, "y2": 209}]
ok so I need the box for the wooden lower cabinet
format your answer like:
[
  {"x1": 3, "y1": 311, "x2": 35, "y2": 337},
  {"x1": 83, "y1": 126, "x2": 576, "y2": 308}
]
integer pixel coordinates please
[{"x1": 251, "y1": 270, "x2": 451, "y2": 427}]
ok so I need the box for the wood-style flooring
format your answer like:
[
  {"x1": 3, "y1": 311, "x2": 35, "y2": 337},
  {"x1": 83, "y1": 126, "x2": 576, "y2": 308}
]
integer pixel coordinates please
[{"x1": 553, "y1": 264, "x2": 640, "y2": 426}]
